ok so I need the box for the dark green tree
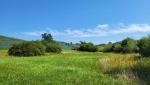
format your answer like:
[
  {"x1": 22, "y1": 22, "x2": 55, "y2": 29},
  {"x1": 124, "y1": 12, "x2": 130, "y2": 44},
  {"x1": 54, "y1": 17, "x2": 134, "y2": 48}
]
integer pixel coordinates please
[
  {"x1": 41, "y1": 33, "x2": 61, "y2": 53},
  {"x1": 112, "y1": 42, "x2": 122, "y2": 53},
  {"x1": 138, "y1": 36, "x2": 150, "y2": 57},
  {"x1": 121, "y1": 37, "x2": 138, "y2": 53},
  {"x1": 77, "y1": 41, "x2": 98, "y2": 52},
  {"x1": 103, "y1": 42, "x2": 113, "y2": 52},
  {"x1": 42, "y1": 33, "x2": 53, "y2": 42}
]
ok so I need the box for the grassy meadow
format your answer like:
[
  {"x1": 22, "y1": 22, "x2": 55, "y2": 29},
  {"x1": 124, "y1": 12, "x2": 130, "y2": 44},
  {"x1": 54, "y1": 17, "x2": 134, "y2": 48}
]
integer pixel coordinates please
[{"x1": 0, "y1": 50, "x2": 150, "y2": 85}]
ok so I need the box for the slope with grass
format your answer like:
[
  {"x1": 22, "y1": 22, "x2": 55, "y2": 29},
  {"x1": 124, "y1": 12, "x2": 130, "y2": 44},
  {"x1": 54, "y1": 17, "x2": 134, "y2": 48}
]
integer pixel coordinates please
[
  {"x1": 57, "y1": 41, "x2": 73, "y2": 50},
  {"x1": 0, "y1": 35, "x2": 73, "y2": 50},
  {"x1": 0, "y1": 35, "x2": 25, "y2": 49}
]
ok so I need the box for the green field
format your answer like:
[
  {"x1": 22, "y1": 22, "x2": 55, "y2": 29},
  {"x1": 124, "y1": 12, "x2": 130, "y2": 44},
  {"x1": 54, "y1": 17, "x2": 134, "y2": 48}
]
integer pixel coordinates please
[{"x1": 0, "y1": 50, "x2": 149, "y2": 85}]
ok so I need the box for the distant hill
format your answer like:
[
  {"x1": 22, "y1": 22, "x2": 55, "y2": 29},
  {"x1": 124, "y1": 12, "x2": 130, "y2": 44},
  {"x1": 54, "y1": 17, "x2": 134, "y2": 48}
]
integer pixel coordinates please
[
  {"x1": 0, "y1": 35, "x2": 73, "y2": 50},
  {"x1": 0, "y1": 35, "x2": 25, "y2": 49},
  {"x1": 57, "y1": 41, "x2": 74, "y2": 50}
]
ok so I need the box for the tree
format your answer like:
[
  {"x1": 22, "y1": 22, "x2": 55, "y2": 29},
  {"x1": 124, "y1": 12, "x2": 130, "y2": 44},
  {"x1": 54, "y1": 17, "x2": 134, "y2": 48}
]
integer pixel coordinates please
[
  {"x1": 112, "y1": 42, "x2": 122, "y2": 53},
  {"x1": 138, "y1": 36, "x2": 150, "y2": 57},
  {"x1": 121, "y1": 37, "x2": 138, "y2": 53},
  {"x1": 103, "y1": 42, "x2": 113, "y2": 52},
  {"x1": 77, "y1": 41, "x2": 98, "y2": 52},
  {"x1": 41, "y1": 33, "x2": 61, "y2": 53},
  {"x1": 42, "y1": 33, "x2": 53, "y2": 42}
]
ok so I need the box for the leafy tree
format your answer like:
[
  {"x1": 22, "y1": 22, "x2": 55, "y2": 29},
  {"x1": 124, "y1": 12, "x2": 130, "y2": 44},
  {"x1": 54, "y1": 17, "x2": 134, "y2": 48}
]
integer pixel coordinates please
[
  {"x1": 121, "y1": 37, "x2": 138, "y2": 53},
  {"x1": 103, "y1": 42, "x2": 113, "y2": 52},
  {"x1": 138, "y1": 36, "x2": 150, "y2": 57},
  {"x1": 41, "y1": 33, "x2": 61, "y2": 53},
  {"x1": 42, "y1": 33, "x2": 53, "y2": 42},
  {"x1": 77, "y1": 41, "x2": 98, "y2": 52},
  {"x1": 112, "y1": 42, "x2": 122, "y2": 53}
]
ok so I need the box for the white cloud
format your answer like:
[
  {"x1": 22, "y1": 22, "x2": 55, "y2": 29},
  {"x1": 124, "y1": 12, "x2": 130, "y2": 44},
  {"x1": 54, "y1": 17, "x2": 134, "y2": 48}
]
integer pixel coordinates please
[
  {"x1": 22, "y1": 28, "x2": 64, "y2": 36},
  {"x1": 22, "y1": 31, "x2": 45, "y2": 36},
  {"x1": 46, "y1": 28, "x2": 65, "y2": 36},
  {"x1": 96, "y1": 24, "x2": 109, "y2": 30},
  {"x1": 63, "y1": 24, "x2": 109, "y2": 37},
  {"x1": 112, "y1": 24, "x2": 150, "y2": 34},
  {"x1": 22, "y1": 24, "x2": 150, "y2": 37}
]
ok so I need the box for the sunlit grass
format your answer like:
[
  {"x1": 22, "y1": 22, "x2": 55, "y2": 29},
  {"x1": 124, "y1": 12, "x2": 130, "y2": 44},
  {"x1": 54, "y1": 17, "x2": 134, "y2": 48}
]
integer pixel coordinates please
[
  {"x1": 0, "y1": 50, "x2": 126, "y2": 85},
  {"x1": 98, "y1": 54, "x2": 138, "y2": 72},
  {"x1": 0, "y1": 50, "x2": 149, "y2": 85},
  {"x1": 0, "y1": 50, "x2": 8, "y2": 58}
]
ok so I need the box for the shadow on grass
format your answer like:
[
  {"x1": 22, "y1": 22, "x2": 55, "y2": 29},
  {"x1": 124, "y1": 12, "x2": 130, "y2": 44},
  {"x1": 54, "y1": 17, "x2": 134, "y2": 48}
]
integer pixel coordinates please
[
  {"x1": 105, "y1": 65, "x2": 150, "y2": 85},
  {"x1": 131, "y1": 63, "x2": 150, "y2": 85},
  {"x1": 99, "y1": 56, "x2": 150, "y2": 85}
]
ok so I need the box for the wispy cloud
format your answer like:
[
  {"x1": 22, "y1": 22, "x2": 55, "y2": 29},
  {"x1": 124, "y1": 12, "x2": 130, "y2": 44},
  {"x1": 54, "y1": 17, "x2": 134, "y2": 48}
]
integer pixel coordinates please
[
  {"x1": 21, "y1": 28, "x2": 64, "y2": 36},
  {"x1": 21, "y1": 24, "x2": 150, "y2": 37},
  {"x1": 112, "y1": 24, "x2": 150, "y2": 34},
  {"x1": 21, "y1": 31, "x2": 46, "y2": 36},
  {"x1": 46, "y1": 28, "x2": 65, "y2": 36}
]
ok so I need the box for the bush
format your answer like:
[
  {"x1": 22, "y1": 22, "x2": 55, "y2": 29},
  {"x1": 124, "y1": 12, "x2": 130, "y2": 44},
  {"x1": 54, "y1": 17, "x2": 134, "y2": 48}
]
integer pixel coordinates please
[
  {"x1": 42, "y1": 40, "x2": 61, "y2": 53},
  {"x1": 8, "y1": 41, "x2": 45, "y2": 56},
  {"x1": 138, "y1": 36, "x2": 150, "y2": 57},
  {"x1": 77, "y1": 41, "x2": 98, "y2": 52}
]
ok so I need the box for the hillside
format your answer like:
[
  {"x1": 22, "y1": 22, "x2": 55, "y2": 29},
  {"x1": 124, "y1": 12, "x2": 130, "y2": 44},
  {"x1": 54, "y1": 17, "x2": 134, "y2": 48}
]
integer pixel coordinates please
[
  {"x1": 0, "y1": 35, "x2": 25, "y2": 49},
  {"x1": 57, "y1": 41, "x2": 74, "y2": 50},
  {"x1": 0, "y1": 35, "x2": 73, "y2": 50}
]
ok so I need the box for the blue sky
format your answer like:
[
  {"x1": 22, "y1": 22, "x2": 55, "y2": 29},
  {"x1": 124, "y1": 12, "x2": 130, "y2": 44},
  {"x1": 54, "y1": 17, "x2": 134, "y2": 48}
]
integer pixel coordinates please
[{"x1": 0, "y1": 0, "x2": 150, "y2": 44}]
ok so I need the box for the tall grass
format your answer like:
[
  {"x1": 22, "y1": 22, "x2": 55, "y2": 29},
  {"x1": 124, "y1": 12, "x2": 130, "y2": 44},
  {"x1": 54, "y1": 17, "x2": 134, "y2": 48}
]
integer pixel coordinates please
[
  {"x1": 0, "y1": 50, "x2": 8, "y2": 58},
  {"x1": 98, "y1": 55, "x2": 150, "y2": 85},
  {"x1": 0, "y1": 50, "x2": 127, "y2": 85}
]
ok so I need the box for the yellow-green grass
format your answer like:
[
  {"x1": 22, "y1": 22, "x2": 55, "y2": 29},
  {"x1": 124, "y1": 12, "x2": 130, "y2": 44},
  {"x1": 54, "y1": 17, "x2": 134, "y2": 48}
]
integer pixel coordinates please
[
  {"x1": 0, "y1": 50, "x2": 9, "y2": 58},
  {"x1": 98, "y1": 54, "x2": 150, "y2": 85},
  {"x1": 0, "y1": 50, "x2": 149, "y2": 85}
]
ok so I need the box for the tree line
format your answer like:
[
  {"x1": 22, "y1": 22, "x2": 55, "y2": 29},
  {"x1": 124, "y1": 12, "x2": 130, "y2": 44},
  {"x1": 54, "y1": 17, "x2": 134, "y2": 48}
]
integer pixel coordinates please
[
  {"x1": 74, "y1": 36, "x2": 150, "y2": 57},
  {"x1": 8, "y1": 33, "x2": 150, "y2": 57}
]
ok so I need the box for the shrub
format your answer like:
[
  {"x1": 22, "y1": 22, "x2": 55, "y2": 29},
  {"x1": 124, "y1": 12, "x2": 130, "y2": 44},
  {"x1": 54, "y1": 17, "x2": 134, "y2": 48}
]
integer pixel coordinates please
[
  {"x1": 8, "y1": 41, "x2": 45, "y2": 56},
  {"x1": 77, "y1": 41, "x2": 98, "y2": 52},
  {"x1": 138, "y1": 36, "x2": 150, "y2": 57},
  {"x1": 42, "y1": 40, "x2": 61, "y2": 53}
]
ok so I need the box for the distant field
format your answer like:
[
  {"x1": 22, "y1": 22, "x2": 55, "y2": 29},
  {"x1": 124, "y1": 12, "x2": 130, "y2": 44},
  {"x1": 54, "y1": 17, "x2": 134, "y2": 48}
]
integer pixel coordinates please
[{"x1": 0, "y1": 50, "x2": 149, "y2": 85}]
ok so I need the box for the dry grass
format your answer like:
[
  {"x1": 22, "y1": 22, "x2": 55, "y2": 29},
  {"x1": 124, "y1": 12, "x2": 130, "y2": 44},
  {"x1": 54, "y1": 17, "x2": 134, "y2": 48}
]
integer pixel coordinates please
[
  {"x1": 0, "y1": 50, "x2": 9, "y2": 58},
  {"x1": 98, "y1": 55, "x2": 138, "y2": 72},
  {"x1": 98, "y1": 55, "x2": 145, "y2": 85}
]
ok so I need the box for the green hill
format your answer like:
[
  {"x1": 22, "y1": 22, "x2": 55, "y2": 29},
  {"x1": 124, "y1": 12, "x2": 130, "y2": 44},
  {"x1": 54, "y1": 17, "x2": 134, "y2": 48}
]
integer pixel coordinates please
[
  {"x1": 0, "y1": 35, "x2": 73, "y2": 50},
  {"x1": 57, "y1": 41, "x2": 74, "y2": 50},
  {"x1": 0, "y1": 35, "x2": 25, "y2": 49}
]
